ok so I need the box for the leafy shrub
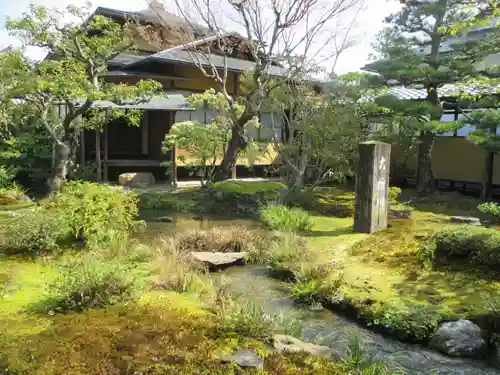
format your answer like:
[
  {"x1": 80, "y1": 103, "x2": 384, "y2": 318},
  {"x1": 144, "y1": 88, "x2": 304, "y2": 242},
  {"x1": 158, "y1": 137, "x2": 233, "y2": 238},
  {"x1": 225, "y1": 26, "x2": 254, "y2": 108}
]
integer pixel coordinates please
[
  {"x1": 37, "y1": 258, "x2": 138, "y2": 313},
  {"x1": 0, "y1": 209, "x2": 67, "y2": 255},
  {"x1": 478, "y1": 202, "x2": 500, "y2": 223},
  {"x1": 176, "y1": 226, "x2": 265, "y2": 253},
  {"x1": 260, "y1": 205, "x2": 313, "y2": 232},
  {"x1": 51, "y1": 181, "x2": 138, "y2": 248},
  {"x1": 0, "y1": 165, "x2": 16, "y2": 189},
  {"x1": 388, "y1": 187, "x2": 402, "y2": 204},
  {"x1": 433, "y1": 226, "x2": 500, "y2": 266},
  {"x1": 369, "y1": 303, "x2": 440, "y2": 342}
]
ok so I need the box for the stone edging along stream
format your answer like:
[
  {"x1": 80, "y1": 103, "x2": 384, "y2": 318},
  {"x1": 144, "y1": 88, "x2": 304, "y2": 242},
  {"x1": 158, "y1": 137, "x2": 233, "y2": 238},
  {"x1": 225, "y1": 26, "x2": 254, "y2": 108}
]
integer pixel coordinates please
[{"x1": 222, "y1": 260, "x2": 500, "y2": 369}]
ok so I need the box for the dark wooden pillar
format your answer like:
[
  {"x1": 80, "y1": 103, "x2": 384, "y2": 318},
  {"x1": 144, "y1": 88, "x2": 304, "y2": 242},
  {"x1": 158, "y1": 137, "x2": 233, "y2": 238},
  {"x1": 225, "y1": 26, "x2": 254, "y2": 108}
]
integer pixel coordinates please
[
  {"x1": 141, "y1": 110, "x2": 149, "y2": 155},
  {"x1": 103, "y1": 123, "x2": 109, "y2": 182},
  {"x1": 169, "y1": 111, "x2": 178, "y2": 187},
  {"x1": 482, "y1": 151, "x2": 495, "y2": 199},
  {"x1": 354, "y1": 141, "x2": 391, "y2": 234},
  {"x1": 95, "y1": 128, "x2": 102, "y2": 182},
  {"x1": 80, "y1": 128, "x2": 85, "y2": 166}
]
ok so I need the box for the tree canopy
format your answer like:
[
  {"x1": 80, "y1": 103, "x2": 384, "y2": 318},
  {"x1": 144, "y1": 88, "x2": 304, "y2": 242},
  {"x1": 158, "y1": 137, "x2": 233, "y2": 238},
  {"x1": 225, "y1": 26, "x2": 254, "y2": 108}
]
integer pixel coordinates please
[
  {"x1": 0, "y1": 4, "x2": 162, "y2": 192},
  {"x1": 368, "y1": 0, "x2": 498, "y2": 195}
]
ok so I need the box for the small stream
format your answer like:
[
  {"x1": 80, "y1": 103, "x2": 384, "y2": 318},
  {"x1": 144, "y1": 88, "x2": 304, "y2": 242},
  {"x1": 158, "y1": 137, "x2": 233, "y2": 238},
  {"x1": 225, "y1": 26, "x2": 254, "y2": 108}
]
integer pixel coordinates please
[{"x1": 141, "y1": 211, "x2": 500, "y2": 375}]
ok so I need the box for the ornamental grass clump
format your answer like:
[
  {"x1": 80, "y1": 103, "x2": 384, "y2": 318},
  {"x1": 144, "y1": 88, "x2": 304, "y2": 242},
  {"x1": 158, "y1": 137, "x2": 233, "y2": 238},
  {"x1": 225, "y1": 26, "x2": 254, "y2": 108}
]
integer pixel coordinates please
[{"x1": 260, "y1": 205, "x2": 313, "y2": 232}]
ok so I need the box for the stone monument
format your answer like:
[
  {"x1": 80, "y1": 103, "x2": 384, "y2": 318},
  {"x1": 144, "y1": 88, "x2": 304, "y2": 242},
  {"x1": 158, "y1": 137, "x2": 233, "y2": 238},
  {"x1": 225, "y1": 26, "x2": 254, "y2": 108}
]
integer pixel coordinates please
[{"x1": 354, "y1": 141, "x2": 391, "y2": 234}]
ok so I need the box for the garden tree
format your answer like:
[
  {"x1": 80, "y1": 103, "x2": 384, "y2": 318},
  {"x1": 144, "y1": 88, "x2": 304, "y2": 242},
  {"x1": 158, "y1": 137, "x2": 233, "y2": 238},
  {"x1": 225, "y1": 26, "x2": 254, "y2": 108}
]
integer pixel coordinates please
[
  {"x1": 162, "y1": 89, "x2": 261, "y2": 186},
  {"x1": 367, "y1": 0, "x2": 494, "y2": 195},
  {"x1": 142, "y1": 0, "x2": 364, "y2": 181},
  {"x1": 265, "y1": 72, "x2": 375, "y2": 191},
  {"x1": 0, "y1": 101, "x2": 53, "y2": 189},
  {"x1": 453, "y1": 1, "x2": 500, "y2": 198},
  {"x1": 2, "y1": 5, "x2": 162, "y2": 193},
  {"x1": 465, "y1": 108, "x2": 500, "y2": 198}
]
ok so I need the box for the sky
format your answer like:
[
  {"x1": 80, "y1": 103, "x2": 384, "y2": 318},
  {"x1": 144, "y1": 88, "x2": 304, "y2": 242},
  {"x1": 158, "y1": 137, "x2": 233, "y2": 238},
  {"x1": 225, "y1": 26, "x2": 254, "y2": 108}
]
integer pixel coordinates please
[{"x1": 0, "y1": 0, "x2": 401, "y2": 74}]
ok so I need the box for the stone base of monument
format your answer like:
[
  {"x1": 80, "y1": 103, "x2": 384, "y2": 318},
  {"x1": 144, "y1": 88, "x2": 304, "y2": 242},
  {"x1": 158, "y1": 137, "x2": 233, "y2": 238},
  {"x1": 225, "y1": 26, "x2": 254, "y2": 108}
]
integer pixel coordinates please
[{"x1": 389, "y1": 207, "x2": 412, "y2": 219}]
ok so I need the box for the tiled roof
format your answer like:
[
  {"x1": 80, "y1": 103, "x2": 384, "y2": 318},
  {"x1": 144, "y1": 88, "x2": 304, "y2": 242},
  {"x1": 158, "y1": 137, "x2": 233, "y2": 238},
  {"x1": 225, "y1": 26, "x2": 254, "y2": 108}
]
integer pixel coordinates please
[
  {"x1": 384, "y1": 83, "x2": 500, "y2": 100},
  {"x1": 76, "y1": 91, "x2": 194, "y2": 111},
  {"x1": 125, "y1": 49, "x2": 290, "y2": 77}
]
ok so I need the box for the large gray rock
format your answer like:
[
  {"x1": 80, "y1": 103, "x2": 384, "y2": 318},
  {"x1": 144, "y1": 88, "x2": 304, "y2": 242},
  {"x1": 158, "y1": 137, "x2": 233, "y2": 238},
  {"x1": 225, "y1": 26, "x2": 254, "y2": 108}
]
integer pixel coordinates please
[
  {"x1": 272, "y1": 334, "x2": 335, "y2": 358},
  {"x1": 190, "y1": 252, "x2": 248, "y2": 269},
  {"x1": 221, "y1": 349, "x2": 263, "y2": 369},
  {"x1": 118, "y1": 172, "x2": 155, "y2": 187},
  {"x1": 429, "y1": 319, "x2": 486, "y2": 358},
  {"x1": 450, "y1": 216, "x2": 481, "y2": 226}
]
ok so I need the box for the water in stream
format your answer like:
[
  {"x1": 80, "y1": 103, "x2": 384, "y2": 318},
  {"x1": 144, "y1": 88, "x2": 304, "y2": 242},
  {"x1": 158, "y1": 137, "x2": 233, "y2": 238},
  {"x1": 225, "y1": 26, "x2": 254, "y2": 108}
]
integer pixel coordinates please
[{"x1": 142, "y1": 212, "x2": 500, "y2": 375}]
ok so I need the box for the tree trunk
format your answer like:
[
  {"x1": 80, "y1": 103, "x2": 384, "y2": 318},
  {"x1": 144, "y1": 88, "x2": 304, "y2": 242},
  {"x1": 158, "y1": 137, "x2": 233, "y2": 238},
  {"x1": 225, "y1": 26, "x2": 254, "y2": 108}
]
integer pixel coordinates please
[
  {"x1": 49, "y1": 140, "x2": 72, "y2": 195},
  {"x1": 481, "y1": 151, "x2": 494, "y2": 199},
  {"x1": 214, "y1": 127, "x2": 246, "y2": 182},
  {"x1": 416, "y1": 131, "x2": 436, "y2": 196}
]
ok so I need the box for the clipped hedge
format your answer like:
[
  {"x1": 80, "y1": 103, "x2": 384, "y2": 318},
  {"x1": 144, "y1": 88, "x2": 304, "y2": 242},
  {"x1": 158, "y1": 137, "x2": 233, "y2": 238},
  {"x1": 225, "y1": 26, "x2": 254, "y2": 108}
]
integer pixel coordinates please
[{"x1": 434, "y1": 226, "x2": 500, "y2": 267}]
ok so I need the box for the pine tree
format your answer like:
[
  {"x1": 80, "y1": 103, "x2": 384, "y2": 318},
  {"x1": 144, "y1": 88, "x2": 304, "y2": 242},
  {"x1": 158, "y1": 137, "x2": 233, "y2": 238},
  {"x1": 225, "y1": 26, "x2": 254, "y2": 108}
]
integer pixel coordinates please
[{"x1": 368, "y1": 0, "x2": 492, "y2": 195}]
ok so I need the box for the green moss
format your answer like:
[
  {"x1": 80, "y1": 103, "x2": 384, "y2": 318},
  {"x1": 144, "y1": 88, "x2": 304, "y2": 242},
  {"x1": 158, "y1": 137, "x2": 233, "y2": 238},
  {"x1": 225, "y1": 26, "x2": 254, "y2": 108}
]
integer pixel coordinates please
[
  {"x1": 271, "y1": 188, "x2": 500, "y2": 342},
  {"x1": 310, "y1": 187, "x2": 355, "y2": 217}
]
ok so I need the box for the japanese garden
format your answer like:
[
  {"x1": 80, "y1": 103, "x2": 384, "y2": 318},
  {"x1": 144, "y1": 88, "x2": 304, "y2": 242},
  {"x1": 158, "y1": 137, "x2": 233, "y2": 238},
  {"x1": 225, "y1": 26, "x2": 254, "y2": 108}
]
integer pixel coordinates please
[{"x1": 2, "y1": 0, "x2": 500, "y2": 374}]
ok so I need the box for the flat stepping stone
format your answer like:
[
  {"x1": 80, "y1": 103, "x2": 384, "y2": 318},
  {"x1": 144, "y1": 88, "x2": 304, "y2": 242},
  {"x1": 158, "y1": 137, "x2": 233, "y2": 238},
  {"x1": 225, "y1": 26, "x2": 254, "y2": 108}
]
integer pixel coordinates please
[
  {"x1": 273, "y1": 334, "x2": 335, "y2": 359},
  {"x1": 221, "y1": 349, "x2": 264, "y2": 369},
  {"x1": 190, "y1": 251, "x2": 247, "y2": 269},
  {"x1": 450, "y1": 216, "x2": 481, "y2": 226}
]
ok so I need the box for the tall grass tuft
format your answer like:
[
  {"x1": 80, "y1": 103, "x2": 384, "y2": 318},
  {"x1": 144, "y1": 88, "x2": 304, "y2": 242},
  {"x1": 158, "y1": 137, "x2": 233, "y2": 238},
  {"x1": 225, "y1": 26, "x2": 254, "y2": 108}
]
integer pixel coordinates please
[
  {"x1": 151, "y1": 236, "x2": 209, "y2": 294},
  {"x1": 260, "y1": 205, "x2": 313, "y2": 232},
  {"x1": 175, "y1": 226, "x2": 266, "y2": 253},
  {"x1": 291, "y1": 263, "x2": 344, "y2": 306}
]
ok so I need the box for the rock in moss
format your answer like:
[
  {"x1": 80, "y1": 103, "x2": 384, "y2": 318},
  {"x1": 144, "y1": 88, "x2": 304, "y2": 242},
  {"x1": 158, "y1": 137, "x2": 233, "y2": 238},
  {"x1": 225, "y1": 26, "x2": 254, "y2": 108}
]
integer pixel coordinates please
[
  {"x1": 156, "y1": 216, "x2": 175, "y2": 223},
  {"x1": 272, "y1": 334, "x2": 336, "y2": 359},
  {"x1": 429, "y1": 319, "x2": 486, "y2": 358},
  {"x1": 190, "y1": 252, "x2": 247, "y2": 269},
  {"x1": 221, "y1": 349, "x2": 264, "y2": 369}
]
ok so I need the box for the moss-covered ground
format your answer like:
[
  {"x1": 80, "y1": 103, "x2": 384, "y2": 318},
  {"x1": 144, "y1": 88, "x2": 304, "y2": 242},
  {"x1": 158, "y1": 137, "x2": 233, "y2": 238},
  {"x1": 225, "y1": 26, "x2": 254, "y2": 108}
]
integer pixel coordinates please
[
  {"x1": 138, "y1": 182, "x2": 500, "y2": 342},
  {"x1": 292, "y1": 189, "x2": 500, "y2": 342},
  {"x1": 0, "y1": 252, "x2": 357, "y2": 374}
]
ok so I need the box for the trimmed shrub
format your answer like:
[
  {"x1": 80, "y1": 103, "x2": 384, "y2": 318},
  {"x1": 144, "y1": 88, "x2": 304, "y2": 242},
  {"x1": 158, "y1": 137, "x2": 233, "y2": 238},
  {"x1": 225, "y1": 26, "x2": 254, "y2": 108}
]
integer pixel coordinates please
[
  {"x1": 434, "y1": 226, "x2": 500, "y2": 266},
  {"x1": 51, "y1": 181, "x2": 138, "y2": 248},
  {"x1": 260, "y1": 205, "x2": 313, "y2": 232},
  {"x1": 0, "y1": 209, "x2": 67, "y2": 255},
  {"x1": 36, "y1": 258, "x2": 138, "y2": 313},
  {"x1": 478, "y1": 202, "x2": 500, "y2": 223},
  {"x1": 388, "y1": 186, "x2": 402, "y2": 204}
]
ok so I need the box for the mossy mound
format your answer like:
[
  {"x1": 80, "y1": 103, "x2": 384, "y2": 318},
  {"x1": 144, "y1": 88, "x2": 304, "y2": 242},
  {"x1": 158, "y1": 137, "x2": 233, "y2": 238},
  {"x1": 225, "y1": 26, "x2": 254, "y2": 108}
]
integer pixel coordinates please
[{"x1": 310, "y1": 188, "x2": 355, "y2": 218}]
